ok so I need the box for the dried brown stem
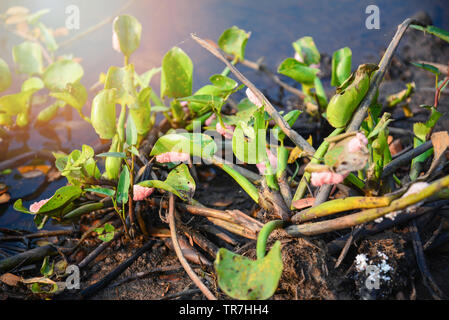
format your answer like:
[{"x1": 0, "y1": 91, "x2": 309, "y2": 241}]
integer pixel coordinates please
[{"x1": 168, "y1": 193, "x2": 217, "y2": 300}]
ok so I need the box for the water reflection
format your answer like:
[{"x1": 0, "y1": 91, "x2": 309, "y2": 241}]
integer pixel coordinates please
[{"x1": 0, "y1": 0, "x2": 448, "y2": 230}]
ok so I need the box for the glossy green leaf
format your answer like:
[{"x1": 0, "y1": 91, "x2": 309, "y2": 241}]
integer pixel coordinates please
[
  {"x1": 91, "y1": 89, "x2": 117, "y2": 139},
  {"x1": 12, "y1": 41, "x2": 43, "y2": 75},
  {"x1": 40, "y1": 256, "x2": 54, "y2": 277},
  {"x1": 117, "y1": 165, "x2": 130, "y2": 204},
  {"x1": 0, "y1": 90, "x2": 36, "y2": 116},
  {"x1": 164, "y1": 164, "x2": 196, "y2": 200},
  {"x1": 326, "y1": 64, "x2": 377, "y2": 128},
  {"x1": 113, "y1": 14, "x2": 142, "y2": 58},
  {"x1": 43, "y1": 59, "x2": 84, "y2": 91},
  {"x1": 273, "y1": 110, "x2": 301, "y2": 141},
  {"x1": 277, "y1": 58, "x2": 318, "y2": 85},
  {"x1": 411, "y1": 24, "x2": 449, "y2": 43},
  {"x1": 331, "y1": 47, "x2": 352, "y2": 87},
  {"x1": 151, "y1": 133, "x2": 217, "y2": 159},
  {"x1": 36, "y1": 100, "x2": 65, "y2": 124},
  {"x1": 160, "y1": 47, "x2": 193, "y2": 99},
  {"x1": 13, "y1": 185, "x2": 83, "y2": 217},
  {"x1": 96, "y1": 152, "x2": 126, "y2": 158},
  {"x1": 103, "y1": 134, "x2": 122, "y2": 180},
  {"x1": 218, "y1": 26, "x2": 250, "y2": 61},
  {"x1": 209, "y1": 74, "x2": 238, "y2": 91},
  {"x1": 138, "y1": 179, "x2": 183, "y2": 199},
  {"x1": 232, "y1": 108, "x2": 267, "y2": 164},
  {"x1": 50, "y1": 82, "x2": 87, "y2": 112},
  {"x1": 135, "y1": 67, "x2": 161, "y2": 88},
  {"x1": 411, "y1": 62, "x2": 441, "y2": 75},
  {"x1": 292, "y1": 36, "x2": 320, "y2": 66},
  {"x1": 85, "y1": 187, "x2": 115, "y2": 197},
  {"x1": 0, "y1": 57, "x2": 12, "y2": 92},
  {"x1": 214, "y1": 241, "x2": 283, "y2": 300},
  {"x1": 129, "y1": 87, "x2": 152, "y2": 136},
  {"x1": 104, "y1": 64, "x2": 135, "y2": 106},
  {"x1": 22, "y1": 77, "x2": 44, "y2": 92},
  {"x1": 126, "y1": 113, "x2": 138, "y2": 146}
]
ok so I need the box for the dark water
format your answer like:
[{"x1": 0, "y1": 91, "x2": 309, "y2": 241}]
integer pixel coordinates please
[{"x1": 0, "y1": 0, "x2": 448, "y2": 230}]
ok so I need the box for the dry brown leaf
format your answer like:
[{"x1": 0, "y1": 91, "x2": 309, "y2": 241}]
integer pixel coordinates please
[
  {"x1": 292, "y1": 197, "x2": 315, "y2": 210},
  {"x1": 6, "y1": 6, "x2": 29, "y2": 15},
  {"x1": 0, "y1": 193, "x2": 11, "y2": 204},
  {"x1": 0, "y1": 273, "x2": 22, "y2": 287}
]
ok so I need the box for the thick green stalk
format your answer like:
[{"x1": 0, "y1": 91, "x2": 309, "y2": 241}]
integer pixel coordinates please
[
  {"x1": 256, "y1": 220, "x2": 285, "y2": 259},
  {"x1": 216, "y1": 163, "x2": 259, "y2": 203},
  {"x1": 287, "y1": 174, "x2": 449, "y2": 236}
]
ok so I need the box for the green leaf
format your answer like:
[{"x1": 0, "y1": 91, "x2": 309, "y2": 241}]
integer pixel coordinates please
[
  {"x1": 129, "y1": 87, "x2": 152, "y2": 136},
  {"x1": 273, "y1": 110, "x2": 301, "y2": 141},
  {"x1": 12, "y1": 41, "x2": 43, "y2": 75},
  {"x1": 232, "y1": 108, "x2": 267, "y2": 164},
  {"x1": 98, "y1": 232, "x2": 114, "y2": 242},
  {"x1": 135, "y1": 67, "x2": 161, "y2": 88},
  {"x1": 411, "y1": 62, "x2": 441, "y2": 75},
  {"x1": 151, "y1": 133, "x2": 217, "y2": 159},
  {"x1": 90, "y1": 89, "x2": 117, "y2": 140},
  {"x1": 103, "y1": 134, "x2": 122, "y2": 180},
  {"x1": 0, "y1": 57, "x2": 12, "y2": 92},
  {"x1": 104, "y1": 64, "x2": 135, "y2": 106},
  {"x1": 160, "y1": 47, "x2": 193, "y2": 99},
  {"x1": 214, "y1": 241, "x2": 283, "y2": 300},
  {"x1": 13, "y1": 185, "x2": 82, "y2": 217},
  {"x1": 85, "y1": 187, "x2": 115, "y2": 197},
  {"x1": 37, "y1": 22, "x2": 58, "y2": 51},
  {"x1": 26, "y1": 9, "x2": 50, "y2": 25},
  {"x1": 0, "y1": 90, "x2": 36, "y2": 116},
  {"x1": 113, "y1": 14, "x2": 142, "y2": 58},
  {"x1": 209, "y1": 74, "x2": 238, "y2": 91},
  {"x1": 104, "y1": 223, "x2": 115, "y2": 233},
  {"x1": 277, "y1": 58, "x2": 318, "y2": 85},
  {"x1": 292, "y1": 36, "x2": 320, "y2": 66},
  {"x1": 40, "y1": 256, "x2": 54, "y2": 277},
  {"x1": 331, "y1": 47, "x2": 352, "y2": 87},
  {"x1": 22, "y1": 77, "x2": 44, "y2": 92},
  {"x1": 411, "y1": 24, "x2": 449, "y2": 43},
  {"x1": 96, "y1": 152, "x2": 126, "y2": 158},
  {"x1": 50, "y1": 82, "x2": 87, "y2": 112},
  {"x1": 117, "y1": 166, "x2": 130, "y2": 204},
  {"x1": 138, "y1": 180, "x2": 182, "y2": 199},
  {"x1": 126, "y1": 113, "x2": 138, "y2": 146},
  {"x1": 218, "y1": 26, "x2": 250, "y2": 61},
  {"x1": 150, "y1": 105, "x2": 170, "y2": 113},
  {"x1": 43, "y1": 59, "x2": 84, "y2": 91},
  {"x1": 164, "y1": 164, "x2": 196, "y2": 200},
  {"x1": 36, "y1": 100, "x2": 65, "y2": 124}
]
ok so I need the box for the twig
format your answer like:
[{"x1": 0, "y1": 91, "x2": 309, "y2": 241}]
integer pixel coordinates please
[
  {"x1": 0, "y1": 229, "x2": 73, "y2": 242},
  {"x1": 434, "y1": 76, "x2": 449, "y2": 107},
  {"x1": 0, "y1": 244, "x2": 58, "y2": 273},
  {"x1": 334, "y1": 225, "x2": 364, "y2": 268},
  {"x1": 78, "y1": 239, "x2": 156, "y2": 299},
  {"x1": 191, "y1": 34, "x2": 315, "y2": 155},
  {"x1": 78, "y1": 231, "x2": 122, "y2": 269},
  {"x1": 286, "y1": 174, "x2": 449, "y2": 236},
  {"x1": 167, "y1": 193, "x2": 217, "y2": 300},
  {"x1": 381, "y1": 140, "x2": 432, "y2": 178},
  {"x1": 409, "y1": 219, "x2": 444, "y2": 299}
]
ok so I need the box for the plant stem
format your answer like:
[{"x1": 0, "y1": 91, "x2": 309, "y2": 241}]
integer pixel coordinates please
[
  {"x1": 291, "y1": 127, "x2": 344, "y2": 207},
  {"x1": 215, "y1": 163, "x2": 259, "y2": 203},
  {"x1": 287, "y1": 174, "x2": 449, "y2": 236},
  {"x1": 256, "y1": 220, "x2": 285, "y2": 259}
]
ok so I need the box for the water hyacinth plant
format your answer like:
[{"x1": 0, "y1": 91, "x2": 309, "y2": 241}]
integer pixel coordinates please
[{"x1": 0, "y1": 6, "x2": 448, "y2": 301}]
